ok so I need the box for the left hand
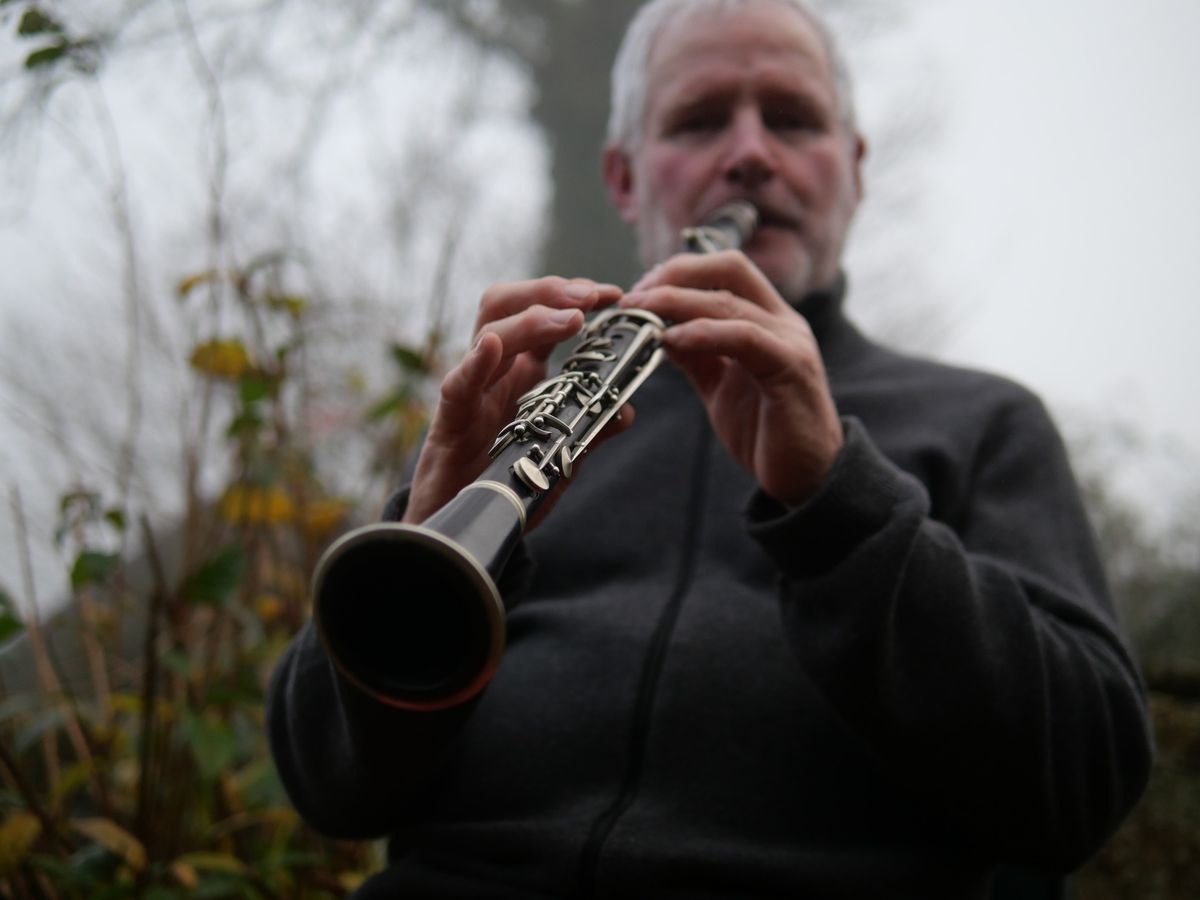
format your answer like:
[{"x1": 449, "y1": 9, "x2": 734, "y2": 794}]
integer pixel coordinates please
[{"x1": 620, "y1": 250, "x2": 843, "y2": 506}]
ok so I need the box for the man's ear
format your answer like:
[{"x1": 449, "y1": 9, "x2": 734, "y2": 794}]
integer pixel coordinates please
[
  {"x1": 602, "y1": 144, "x2": 638, "y2": 224},
  {"x1": 851, "y1": 132, "x2": 867, "y2": 201}
]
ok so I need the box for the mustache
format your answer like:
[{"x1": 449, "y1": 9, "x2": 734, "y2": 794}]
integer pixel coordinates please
[{"x1": 702, "y1": 196, "x2": 803, "y2": 233}]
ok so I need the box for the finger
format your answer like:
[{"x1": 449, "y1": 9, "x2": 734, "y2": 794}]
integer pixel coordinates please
[
  {"x1": 661, "y1": 345, "x2": 728, "y2": 398},
  {"x1": 480, "y1": 304, "x2": 586, "y2": 367},
  {"x1": 662, "y1": 318, "x2": 802, "y2": 385},
  {"x1": 625, "y1": 250, "x2": 787, "y2": 314},
  {"x1": 621, "y1": 284, "x2": 777, "y2": 329},
  {"x1": 435, "y1": 332, "x2": 506, "y2": 431},
  {"x1": 475, "y1": 277, "x2": 621, "y2": 332}
]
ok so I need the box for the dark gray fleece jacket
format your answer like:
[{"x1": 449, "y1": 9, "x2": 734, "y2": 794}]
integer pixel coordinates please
[{"x1": 268, "y1": 283, "x2": 1152, "y2": 899}]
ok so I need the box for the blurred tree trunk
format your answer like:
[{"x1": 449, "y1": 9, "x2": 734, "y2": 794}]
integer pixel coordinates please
[
  {"x1": 528, "y1": 0, "x2": 645, "y2": 287},
  {"x1": 439, "y1": 0, "x2": 644, "y2": 285}
]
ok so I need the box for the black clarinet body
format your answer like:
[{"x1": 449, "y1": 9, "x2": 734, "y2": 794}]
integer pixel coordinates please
[{"x1": 311, "y1": 201, "x2": 758, "y2": 710}]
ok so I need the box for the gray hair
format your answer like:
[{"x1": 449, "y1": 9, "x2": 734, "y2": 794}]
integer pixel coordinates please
[{"x1": 606, "y1": 0, "x2": 857, "y2": 151}]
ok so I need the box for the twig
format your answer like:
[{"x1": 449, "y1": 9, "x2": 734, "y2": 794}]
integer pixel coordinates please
[
  {"x1": 11, "y1": 486, "x2": 112, "y2": 816},
  {"x1": 9, "y1": 486, "x2": 61, "y2": 804},
  {"x1": 134, "y1": 515, "x2": 168, "y2": 857},
  {"x1": 87, "y1": 80, "x2": 147, "y2": 508}
]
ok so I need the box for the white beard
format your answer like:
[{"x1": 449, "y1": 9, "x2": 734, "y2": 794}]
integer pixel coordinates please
[
  {"x1": 633, "y1": 199, "x2": 820, "y2": 305},
  {"x1": 633, "y1": 203, "x2": 681, "y2": 271}
]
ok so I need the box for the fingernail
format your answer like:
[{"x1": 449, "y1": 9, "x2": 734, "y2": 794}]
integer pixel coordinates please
[
  {"x1": 563, "y1": 282, "x2": 595, "y2": 301},
  {"x1": 550, "y1": 308, "x2": 581, "y2": 325}
]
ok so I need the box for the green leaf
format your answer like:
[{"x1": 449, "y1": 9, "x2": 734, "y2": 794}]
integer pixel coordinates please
[
  {"x1": 366, "y1": 388, "x2": 410, "y2": 422},
  {"x1": 237, "y1": 374, "x2": 273, "y2": 405},
  {"x1": 24, "y1": 41, "x2": 67, "y2": 69},
  {"x1": 183, "y1": 714, "x2": 240, "y2": 783},
  {"x1": 160, "y1": 649, "x2": 193, "y2": 680},
  {"x1": 60, "y1": 489, "x2": 100, "y2": 517},
  {"x1": 390, "y1": 343, "x2": 428, "y2": 374},
  {"x1": 70, "y1": 551, "x2": 119, "y2": 591},
  {"x1": 55, "y1": 490, "x2": 104, "y2": 547},
  {"x1": 0, "y1": 585, "x2": 23, "y2": 644},
  {"x1": 226, "y1": 407, "x2": 265, "y2": 439},
  {"x1": 181, "y1": 546, "x2": 245, "y2": 606},
  {"x1": 104, "y1": 508, "x2": 126, "y2": 533},
  {"x1": 17, "y1": 8, "x2": 63, "y2": 36}
]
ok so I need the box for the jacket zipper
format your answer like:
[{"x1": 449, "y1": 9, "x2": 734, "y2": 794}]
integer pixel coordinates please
[{"x1": 575, "y1": 413, "x2": 712, "y2": 897}]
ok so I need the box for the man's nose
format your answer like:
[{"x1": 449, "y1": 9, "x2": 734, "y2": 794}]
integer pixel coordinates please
[{"x1": 722, "y1": 108, "x2": 776, "y2": 190}]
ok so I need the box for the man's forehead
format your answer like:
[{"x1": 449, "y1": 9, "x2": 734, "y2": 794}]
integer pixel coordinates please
[
  {"x1": 645, "y1": 4, "x2": 835, "y2": 94},
  {"x1": 645, "y1": 5, "x2": 836, "y2": 106}
]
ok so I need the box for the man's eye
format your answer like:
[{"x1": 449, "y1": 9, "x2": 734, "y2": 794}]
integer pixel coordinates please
[
  {"x1": 766, "y1": 105, "x2": 823, "y2": 133},
  {"x1": 670, "y1": 112, "x2": 724, "y2": 135}
]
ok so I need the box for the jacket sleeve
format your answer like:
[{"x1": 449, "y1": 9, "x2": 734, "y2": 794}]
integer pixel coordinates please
[
  {"x1": 266, "y1": 620, "x2": 477, "y2": 839},
  {"x1": 266, "y1": 489, "x2": 536, "y2": 839},
  {"x1": 747, "y1": 405, "x2": 1154, "y2": 871}
]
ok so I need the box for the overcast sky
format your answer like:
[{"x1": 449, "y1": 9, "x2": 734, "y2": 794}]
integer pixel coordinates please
[{"x1": 873, "y1": 0, "x2": 1200, "y2": 505}]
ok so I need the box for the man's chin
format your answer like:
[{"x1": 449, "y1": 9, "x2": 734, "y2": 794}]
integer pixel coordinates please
[{"x1": 746, "y1": 246, "x2": 816, "y2": 302}]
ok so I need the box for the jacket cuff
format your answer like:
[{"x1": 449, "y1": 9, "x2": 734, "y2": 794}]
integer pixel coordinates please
[{"x1": 745, "y1": 417, "x2": 926, "y2": 578}]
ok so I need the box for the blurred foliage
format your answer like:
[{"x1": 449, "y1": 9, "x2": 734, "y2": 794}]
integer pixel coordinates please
[
  {"x1": 1, "y1": 0, "x2": 99, "y2": 74},
  {"x1": 1074, "y1": 693, "x2": 1200, "y2": 899},
  {"x1": 1069, "y1": 429, "x2": 1200, "y2": 898},
  {"x1": 0, "y1": 256, "x2": 435, "y2": 898}
]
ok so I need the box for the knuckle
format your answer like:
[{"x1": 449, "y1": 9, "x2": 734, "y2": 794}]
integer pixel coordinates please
[
  {"x1": 440, "y1": 366, "x2": 467, "y2": 402},
  {"x1": 715, "y1": 289, "x2": 740, "y2": 316}
]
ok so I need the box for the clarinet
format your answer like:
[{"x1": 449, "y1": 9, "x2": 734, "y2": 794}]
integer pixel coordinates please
[{"x1": 311, "y1": 201, "x2": 758, "y2": 710}]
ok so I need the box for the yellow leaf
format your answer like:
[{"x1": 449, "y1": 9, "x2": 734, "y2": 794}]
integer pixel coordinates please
[
  {"x1": 339, "y1": 870, "x2": 368, "y2": 892},
  {"x1": 170, "y1": 859, "x2": 199, "y2": 889},
  {"x1": 255, "y1": 593, "x2": 285, "y2": 624},
  {"x1": 174, "y1": 851, "x2": 251, "y2": 876},
  {"x1": 398, "y1": 404, "x2": 429, "y2": 452},
  {"x1": 262, "y1": 293, "x2": 308, "y2": 318},
  {"x1": 219, "y1": 770, "x2": 243, "y2": 815},
  {"x1": 218, "y1": 483, "x2": 295, "y2": 525},
  {"x1": 301, "y1": 498, "x2": 348, "y2": 536},
  {"x1": 70, "y1": 817, "x2": 146, "y2": 873},
  {"x1": 189, "y1": 339, "x2": 251, "y2": 380},
  {"x1": 109, "y1": 692, "x2": 143, "y2": 716},
  {"x1": 176, "y1": 269, "x2": 221, "y2": 297},
  {"x1": 110, "y1": 692, "x2": 175, "y2": 720},
  {"x1": 0, "y1": 811, "x2": 42, "y2": 876}
]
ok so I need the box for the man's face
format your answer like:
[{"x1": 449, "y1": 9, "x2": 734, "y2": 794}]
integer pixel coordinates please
[{"x1": 605, "y1": 1, "x2": 865, "y2": 302}]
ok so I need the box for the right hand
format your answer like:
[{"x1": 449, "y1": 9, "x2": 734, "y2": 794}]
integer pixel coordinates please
[{"x1": 403, "y1": 277, "x2": 625, "y2": 525}]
